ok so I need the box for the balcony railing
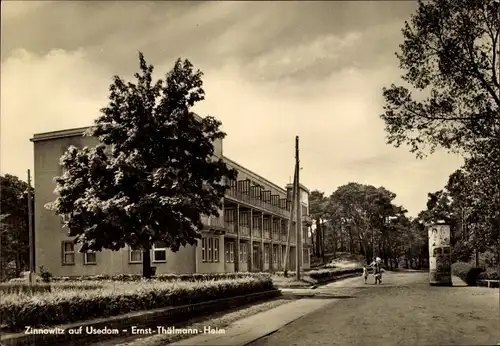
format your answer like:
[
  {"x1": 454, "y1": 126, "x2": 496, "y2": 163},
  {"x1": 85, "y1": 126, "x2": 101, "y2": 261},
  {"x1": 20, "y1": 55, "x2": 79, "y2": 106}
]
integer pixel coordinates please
[
  {"x1": 239, "y1": 225, "x2": 250, "y2": 237},
  {"x1": 225, "y1": 188, "x2": 291, "y2": 218},
  {"x1": 272, "y1": 230, "x2": 279, "y2": 241},
  {"x1": 201, "y1": 215, "x2": 225, "y2": 229},
  {"x1": 252, "y1": 227, "x2": 262, "y2": 238},
  {"x1": 224, "y1": 221, "x2": 236, "y2": 233},
  {"x1": 263, "y1": 229, "x2": 271, "y2": 239}
]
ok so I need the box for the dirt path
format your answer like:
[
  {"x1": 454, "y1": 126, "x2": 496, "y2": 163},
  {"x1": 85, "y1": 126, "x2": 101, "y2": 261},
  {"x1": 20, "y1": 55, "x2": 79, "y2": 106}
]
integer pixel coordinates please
[{"x1": 249, "y1": 272, "x2": 500, "y2": 346}]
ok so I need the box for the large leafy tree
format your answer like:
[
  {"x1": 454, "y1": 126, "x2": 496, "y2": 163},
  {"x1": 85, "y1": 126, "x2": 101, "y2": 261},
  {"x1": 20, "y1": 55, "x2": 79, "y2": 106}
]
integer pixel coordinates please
[
  {"x1": 47, "y1": 53, "x2": 236, "y2": 278},
  {"x1": 329, "y1": 183, "x2": 406, "y2": 263},
  {"x1": 381, "y1": 0, "x2": 499, "y2": 157},
  {"x1": 0, "y1": 174, "x2": 33, "y2": 279},
  {"x1": 381, "y1": 0, "x2": 500, "y2": 264}
]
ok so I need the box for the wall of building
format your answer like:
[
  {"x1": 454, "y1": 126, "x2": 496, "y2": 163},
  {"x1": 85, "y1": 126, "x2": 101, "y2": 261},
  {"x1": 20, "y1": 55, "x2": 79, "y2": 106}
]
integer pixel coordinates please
[
  {"x1": 196, "y1": 233, "x2": 225, "y2": 273},
  {"x1": 33, "y1": 134, "x2": 100, "y2": 275},
  {"x1": 32, "y1": 125, "x2": 308, "y2": 276}
]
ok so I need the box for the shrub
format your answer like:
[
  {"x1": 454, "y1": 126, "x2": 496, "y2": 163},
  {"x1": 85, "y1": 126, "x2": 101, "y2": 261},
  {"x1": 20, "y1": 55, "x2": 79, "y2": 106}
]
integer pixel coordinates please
[
  {"x1": 0, "y1": 282, "x2": 104, "y2": 294},
  {"x1": 451, "y1": 241, "x2": 473, "y2": 263},
  {"x1": 0, "y1": 276, "x2": 274, "y2": 331},
  {"x1": 477, "y1": 268, "x2": 499, "y2": 281},
  {"x1": 51, "y1": 272, "x2": 268, "y2": 282},
  {"x1": 451, "y1": 261, "x2": 485, "y2": 286},
  {"x1": 0, "y1": 283, "x2": 52, "y2": 294},
  {"x1": 39, "y1": 266, "x2": 53, "y2": 283},
  {"x1": 308, "y1": 268, "x2": 362, "y2": 281}
]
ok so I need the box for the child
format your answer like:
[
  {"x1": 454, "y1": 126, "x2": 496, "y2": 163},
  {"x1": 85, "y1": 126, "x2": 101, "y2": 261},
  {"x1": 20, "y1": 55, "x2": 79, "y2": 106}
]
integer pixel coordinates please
[
  {"x1": 373, "y1": 258, "x2": 382, "y2": 284},
  {"x1": 362, "y1": 265, "x2": 369, "y2": 284}
]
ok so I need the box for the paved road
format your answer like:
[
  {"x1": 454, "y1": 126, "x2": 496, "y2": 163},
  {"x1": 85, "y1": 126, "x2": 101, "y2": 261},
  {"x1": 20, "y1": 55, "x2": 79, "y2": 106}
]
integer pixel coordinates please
[{"x1": 249, "y1": 272, "x2": 500, "y2": 346}]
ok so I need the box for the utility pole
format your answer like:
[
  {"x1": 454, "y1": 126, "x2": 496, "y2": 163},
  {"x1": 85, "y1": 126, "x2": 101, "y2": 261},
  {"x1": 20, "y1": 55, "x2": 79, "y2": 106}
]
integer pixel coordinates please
[
  {"x1": 295, "y1": 136, "x2": 302, "y2": 281},
  {"x1": 27, "y1": 169, "x2": 34, "y2": 285},
  {"x1": 284, "y1": 165, "x2": 297, "y2": 277}
]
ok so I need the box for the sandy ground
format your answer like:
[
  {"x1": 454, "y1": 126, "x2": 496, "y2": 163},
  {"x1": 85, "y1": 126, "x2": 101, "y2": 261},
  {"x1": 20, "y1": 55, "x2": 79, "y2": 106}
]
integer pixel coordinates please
[{"x1": 249, "y1": 272, "x2": 500, "y2": 346}]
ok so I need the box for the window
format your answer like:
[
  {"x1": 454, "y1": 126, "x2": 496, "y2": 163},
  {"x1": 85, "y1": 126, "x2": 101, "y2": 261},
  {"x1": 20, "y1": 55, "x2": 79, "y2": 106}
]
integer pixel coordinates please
[
  {"x1": 302, "y1": 205, "x2": 308, "y2": 216},
  {"x1": 240, "y1": 212, "x2": 249, "y2": 226},
  {"x1": 264, "y1": 244, "x2": 270, "y2": 263},
  {"x1": 224, "y1": 209, "x2": 235, "y2": 223},
  {"x1": 273, "y1": 246, "x2": 278, "y2": 264},
  {"x1": 61, "y1": 241, "x2": 75, "y2": 265},
  {"x1": 303, "y1": 249, "x2": 309, "y2": 264},
  {"x1": 213, "y1": 238, "x2": 219, "y2": 262},
  {"x1": 129, "y1": 248, "x2": 143, "y2": 263},
  {"x1": 202, "y1": 238, "x2": 207, "y2": 262},
  {"x1": 84, "y1": 251, "x2": 97, "y2": 265},
  {"x1": 202, "y1": 237, "x2": 220, "y2": 262},
  {"x1": 153, "y1": 241, "x2": 167, "y2": 262},
  {"x1": 225, "y1": 242, "x2": 235, "y2": 263},
  {"x1": 239, "y1": 243, "x2": 248, "y2": 263}
]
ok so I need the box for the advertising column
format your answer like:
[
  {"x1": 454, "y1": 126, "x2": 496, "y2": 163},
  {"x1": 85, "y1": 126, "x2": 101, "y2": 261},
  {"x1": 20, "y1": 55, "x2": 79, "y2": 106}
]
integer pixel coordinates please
[{"x1": 428, "y1": 223, "x2": 452, "y2": 286}]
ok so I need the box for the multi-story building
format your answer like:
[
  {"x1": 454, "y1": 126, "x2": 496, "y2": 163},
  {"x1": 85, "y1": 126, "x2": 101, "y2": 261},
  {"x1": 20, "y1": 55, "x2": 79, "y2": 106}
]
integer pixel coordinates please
[{"x1": 30, "y1": 124, "x2": 311, "y2": 277}]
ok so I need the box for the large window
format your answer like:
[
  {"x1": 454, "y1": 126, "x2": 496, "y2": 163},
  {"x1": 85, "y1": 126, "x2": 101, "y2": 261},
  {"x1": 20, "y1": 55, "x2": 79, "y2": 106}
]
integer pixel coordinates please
[
  {"x1": 224, "y1": 209, "x2": 235, "y2": 223},
  {"x1": 303, "y1": 248, "x2": 309, "y2": 264},
  {"x1": 129, "y1": 248, "x2": 143, "y2": 263},
  {"x1": 61, "y1": 241, "x2": 75, "y2": 265},
  {"x1": 264, "y1": 244, "x2": 270, "y2": 263},
  {"x1": 84, "y1": 251, "x2": 97, "y2": 265},
  {"x1": 240, "y1": 212, "x2": 249, "y2": 226},
  {"x1": 225, "y1": 242, "x2": 235, "y2": 263},
  {"x1": 273, "y1": 246, "x2": 279, "y2": 264},
  {"x1": 202, "y1": 237, "x2": 220, "y2": 262},
  {"x1": 239, "y1": 243, "x2": 248, "y2": 263},
  {"x1": 153, "y1": 241, "x2": 167, "y2": 263}
]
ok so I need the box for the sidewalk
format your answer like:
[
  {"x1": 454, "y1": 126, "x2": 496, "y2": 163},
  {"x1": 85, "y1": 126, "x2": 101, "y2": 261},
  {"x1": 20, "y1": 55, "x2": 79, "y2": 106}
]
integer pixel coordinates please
[
  {"x1": 171, "y1": 275, "x2": 364, "y2": 346},
  {"x1": 169, "y1": 298, "x2": 332, "y2": 346}
]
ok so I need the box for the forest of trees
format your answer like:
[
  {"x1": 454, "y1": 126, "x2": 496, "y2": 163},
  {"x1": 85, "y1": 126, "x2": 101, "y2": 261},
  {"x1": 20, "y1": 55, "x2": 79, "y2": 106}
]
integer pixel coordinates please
[
  {"x1": 308, "y1": 167, "x2": 498, "y2": 270},
  {"x1": 308, "y1": 183, "x2": 429, "y2": 269}
]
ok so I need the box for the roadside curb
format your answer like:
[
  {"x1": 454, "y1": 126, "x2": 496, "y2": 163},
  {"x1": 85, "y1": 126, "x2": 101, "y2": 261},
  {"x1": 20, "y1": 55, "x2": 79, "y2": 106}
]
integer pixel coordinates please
[{"x1": 0, "y1": 290, "x2": 281, "y2": 346}]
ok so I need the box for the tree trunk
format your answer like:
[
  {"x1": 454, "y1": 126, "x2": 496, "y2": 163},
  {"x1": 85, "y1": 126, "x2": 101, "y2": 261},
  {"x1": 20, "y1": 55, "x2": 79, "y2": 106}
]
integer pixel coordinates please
[
  {"x1": 320, "y1": 227, "x2": 325, "y2": 262},
  {"x1": 315, "y1": 219, "x2": 321, "y2": 257},
  {"x1": 340, "y1": 226, "x2": 344, "y2": 252},
  {"x1": 142, "y1": 247, "x2": 152, "y2": 279},
  {"x1": 311, "y1": 231, "x2": 316, "y2": 257},
  {"x1": 15, "y1": 251, "x2": 21, "y2": 277},
  {"x1": 348, "y1": 227, "x2": 353, "y2": 253}
]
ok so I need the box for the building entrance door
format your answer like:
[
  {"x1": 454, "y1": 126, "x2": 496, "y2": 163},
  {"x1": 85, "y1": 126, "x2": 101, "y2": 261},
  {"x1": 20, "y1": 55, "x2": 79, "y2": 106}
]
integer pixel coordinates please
[{"x1": 253, "y1": 245, "x2": 260, "y2": 272}]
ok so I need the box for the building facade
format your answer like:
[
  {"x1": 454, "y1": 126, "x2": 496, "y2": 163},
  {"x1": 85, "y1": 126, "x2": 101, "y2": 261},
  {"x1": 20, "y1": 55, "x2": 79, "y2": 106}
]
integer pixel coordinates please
[{"x1": 31, "y1": 126, "x2": 311, "y2": 277}]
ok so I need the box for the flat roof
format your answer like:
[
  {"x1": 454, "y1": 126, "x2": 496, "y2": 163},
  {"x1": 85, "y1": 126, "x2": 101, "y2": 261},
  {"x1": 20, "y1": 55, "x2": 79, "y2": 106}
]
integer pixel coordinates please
[{"x1": 30, "y1": 124, "x2": 309, "y2": 194}]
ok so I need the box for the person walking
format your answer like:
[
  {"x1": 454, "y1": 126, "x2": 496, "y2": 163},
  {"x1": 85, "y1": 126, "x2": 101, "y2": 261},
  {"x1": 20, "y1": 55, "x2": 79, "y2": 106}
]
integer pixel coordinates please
[
  {"x1": 362, "y1": 264, "x2": 369, "y2": 284},
  {"x1": 373, "y1": 257, "x2": 382, "y2": 284}
]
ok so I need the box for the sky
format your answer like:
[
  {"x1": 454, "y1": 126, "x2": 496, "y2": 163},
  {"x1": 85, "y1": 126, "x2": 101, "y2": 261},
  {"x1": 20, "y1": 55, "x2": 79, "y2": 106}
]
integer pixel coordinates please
[{"x1": 1, "y1": 1, "x2": 463, "y2": 216}]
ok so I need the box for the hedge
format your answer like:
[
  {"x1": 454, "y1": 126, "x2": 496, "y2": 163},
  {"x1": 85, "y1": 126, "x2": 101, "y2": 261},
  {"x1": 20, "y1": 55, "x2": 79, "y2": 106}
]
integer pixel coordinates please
[
  {"x1": 0, "y1": 282, "x2": 104, "y2": 294},
  {"x1": 271, "y1": 267, "x2": 362, "y2": 280},
  {"x1": 477, "y1": 268, "x2": 499, "y2": 281},
  {"x1": 51, "y1": 272, "x2": 269, "y2": 282},
  {"x1": 451, "y1": 261, "x2": 485, "y2": 286},
  {"x1": 307, "y1": 268, "x2": 362, "y2": 280},
  {"x1": 0, "y1": 276, "x2": 274, "y2": 331}
]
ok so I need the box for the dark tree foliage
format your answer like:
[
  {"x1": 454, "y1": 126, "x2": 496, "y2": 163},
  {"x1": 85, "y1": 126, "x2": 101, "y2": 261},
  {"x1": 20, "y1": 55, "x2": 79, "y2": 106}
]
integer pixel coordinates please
[
  {"x1": 0, "y1": 174, "x2": 33, "y2": 279},
  {"x1": 47, "y1": 53, "x2": 237, "y2": 278},
  {"x1": 381, "y1": 0, "x2": 499, "y2": 157},
  {"x1": 381, "y1": 0, "x2": 500, "y2": 266}
]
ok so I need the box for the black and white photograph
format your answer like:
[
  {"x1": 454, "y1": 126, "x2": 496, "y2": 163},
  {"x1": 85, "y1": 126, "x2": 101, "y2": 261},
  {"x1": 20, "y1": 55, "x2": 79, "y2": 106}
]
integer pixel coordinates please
[{"x1": 1, "y1": 1, "x2": 499, "y2": 345}]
